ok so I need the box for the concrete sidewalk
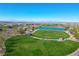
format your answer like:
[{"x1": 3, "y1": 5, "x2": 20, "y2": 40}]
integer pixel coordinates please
[{"x1": 68, "y1": 48, "x2": 79, "y2": 56}]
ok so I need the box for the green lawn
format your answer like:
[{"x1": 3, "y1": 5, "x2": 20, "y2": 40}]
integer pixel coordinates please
[
  {"x1": 34, "y1": 30, "x2": 69, "y2": 39},
  {"x1": 5, "y1": 35, "x2": 79, "y2": 56}
]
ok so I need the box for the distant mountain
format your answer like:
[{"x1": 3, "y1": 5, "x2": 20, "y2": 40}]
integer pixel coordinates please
[{"x1": 0, "y1": 21, "x2": 79, "y2": 24}]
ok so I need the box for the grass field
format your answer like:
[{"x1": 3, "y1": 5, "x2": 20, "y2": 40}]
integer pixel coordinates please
[
  {"x1": 5, "y1": 35, "x2": 79, "y2": 56},
  {"x1": 34, "y1": 30, "x2": 69, "y2": 39}
]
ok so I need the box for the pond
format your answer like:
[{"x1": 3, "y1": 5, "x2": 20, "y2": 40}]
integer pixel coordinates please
[{"x1": 38, "y1": 26, "x2": 65, "y2": 30}]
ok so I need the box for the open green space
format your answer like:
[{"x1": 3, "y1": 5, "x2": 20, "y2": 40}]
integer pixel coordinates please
[
  {"x1": 34, "y1": 30, "x2": 69, "y2": 39},
  {"x1": 5, "y1": 35, "x2": 79, "y2": 56}
]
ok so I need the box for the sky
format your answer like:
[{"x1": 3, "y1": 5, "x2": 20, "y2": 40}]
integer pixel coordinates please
[{"x1": 0, "y1": 3, "x2": 79, "y2": 22}]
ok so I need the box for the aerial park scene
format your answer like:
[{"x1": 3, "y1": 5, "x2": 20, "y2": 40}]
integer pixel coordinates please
[{"x1": 0, "y1": 3, "x2": 79, "y2": 56}]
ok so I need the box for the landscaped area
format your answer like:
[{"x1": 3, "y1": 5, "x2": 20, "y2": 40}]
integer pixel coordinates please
[
  {"x1": 34, "y1": 30, "x2": 69, "y2": 39},
  {"x1": 4, "y1": 25, "x2": 78, "y2": 56},
  {"x1": 34, "y1": 26, "x2": 69, "y2": 39},
  {"x1": 1, "y1": 3, "x2": 79, "y2": 56},
  {"x1": 0, "y1": 24, "x2": 79, "y2": 56},
  {"x1": 5, "y1": 35, "x2": 79, "y2": 56}
]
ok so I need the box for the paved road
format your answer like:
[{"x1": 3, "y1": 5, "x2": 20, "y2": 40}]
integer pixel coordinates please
[
  {"x1": 68, "y1": 48, "x2": 79, "y2": 56},
  {"x1": 74, "y1": 52, "x2": 79, "y2": 56}
]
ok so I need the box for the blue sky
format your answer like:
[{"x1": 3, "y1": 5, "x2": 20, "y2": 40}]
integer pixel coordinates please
[{"x1": 0, "y1": 3, "x2": 79, "y2": 22}]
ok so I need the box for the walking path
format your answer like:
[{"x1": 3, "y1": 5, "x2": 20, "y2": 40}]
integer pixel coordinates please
[
  {"x1": 32, "y1": 30, "x2": 79, "y2": 56},
  {"x1": 65, "y1": 30, "x2": 79, "y2": 42},
  {"x1": 32, "y1": 29, "x2": 39, "y2": 34},
  {"x1": 65, "y1": 30, "x2": 79, "y2": 56},
  {"x1": 0, "y1": 29, "x2": 79, "y2": 56},
  {"x1": 32, "y1": 36, "x2": 59, "y2": 40},
  {"x1": 68, "y1": 48, "x2": 79, "y2": 56},
  {"x1": 32, "y1": 29, "x2": 69, "y2": 41},
  {"x1": 0, "y1": 29, "x2": 39, "y2": 56}
]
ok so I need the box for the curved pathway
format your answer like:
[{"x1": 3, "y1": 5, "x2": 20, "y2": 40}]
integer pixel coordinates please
[
  {"x1": 0, "y1": 29, "x2": 79, "y2": 56},
  {"x1": 32, "y1": 29, "x2": 69, "y2": 41},
  {"x1": 32, "y1": 30, "x2": 79, "y2": 56},
  {"x1": 65, "y1": 31, "x2": 79, "y2": 42},
  {"x1": 32, "y1": 36, "x2": 59, "y2": 41},
  {"x1": 68, "y1": 48, "x2": 79, "y2": 56},
  {"x1": 65, "y1": 30, "x2": 79, "y2": 56}
]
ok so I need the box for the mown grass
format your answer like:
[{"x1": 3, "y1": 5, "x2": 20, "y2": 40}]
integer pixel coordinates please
[
  {"x1": 34, "y1": 30, "x2": 69, "y2": 39},
  {"x1": 5, "y1": 35, "x2": 79, "y2": 56}
]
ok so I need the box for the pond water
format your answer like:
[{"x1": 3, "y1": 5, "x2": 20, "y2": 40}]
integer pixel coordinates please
[{"x1": 38, "y1": 26, "x2": 65, "y2": 30}]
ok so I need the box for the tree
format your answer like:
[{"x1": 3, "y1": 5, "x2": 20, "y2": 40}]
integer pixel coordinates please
[
  {"x1": 32, "y1": 26, "x2": 34, "y2": 31},
  {"x1": 18, "y1": 27, "x2": 25, "y2": 34}
]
